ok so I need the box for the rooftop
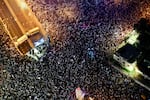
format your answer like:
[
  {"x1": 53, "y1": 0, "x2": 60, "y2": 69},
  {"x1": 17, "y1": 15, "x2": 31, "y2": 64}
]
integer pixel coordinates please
[{"x1": 116, "y1": 43, "x2": 140, "y2": 63}]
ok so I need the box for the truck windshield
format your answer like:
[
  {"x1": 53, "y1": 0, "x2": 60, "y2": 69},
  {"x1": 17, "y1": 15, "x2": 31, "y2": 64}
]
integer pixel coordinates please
[{"x1": 34, "y1": 38, "x2": 45, "y2": 47}]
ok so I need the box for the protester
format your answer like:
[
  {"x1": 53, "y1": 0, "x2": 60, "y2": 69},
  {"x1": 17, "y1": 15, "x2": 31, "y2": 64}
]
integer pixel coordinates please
[
  {"x1": 0, "y1": 0, "x2": 150, "y2": 99},
  {"x1": 75, "y1": 87, "x2": 94, "y2": 100}
]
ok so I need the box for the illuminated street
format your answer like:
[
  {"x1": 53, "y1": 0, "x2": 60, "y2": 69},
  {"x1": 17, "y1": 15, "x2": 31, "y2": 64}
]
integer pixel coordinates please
[{"x1": 0, "y1": 0, "x2": 150, "y2": 99}]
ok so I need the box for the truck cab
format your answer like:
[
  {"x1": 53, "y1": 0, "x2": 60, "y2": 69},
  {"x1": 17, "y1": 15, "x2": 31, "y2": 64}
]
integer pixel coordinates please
[{"x1": 14, "y1": 27, "x2": 48, "y2": 61}]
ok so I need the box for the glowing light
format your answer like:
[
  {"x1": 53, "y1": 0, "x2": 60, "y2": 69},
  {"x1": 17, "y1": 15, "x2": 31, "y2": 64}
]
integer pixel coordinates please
[
  {"x1": 131, "y1": 67, "x2": 141, "y2": 78},
  {"x1": 20, "y1": 1, "x2": 28, "y2": 9},
  {"x1": 34, "y1": 38, "x2": 45, "y2": 47},
  {"x1": 125, "y1": 65, "x2": 134, "y2": 72},
  {"x1": 126, "y1": 30, "x2": 139, "y2": 45},
  {"x1": 123, "y1": 65, "x2": 140, "y2": 78}
]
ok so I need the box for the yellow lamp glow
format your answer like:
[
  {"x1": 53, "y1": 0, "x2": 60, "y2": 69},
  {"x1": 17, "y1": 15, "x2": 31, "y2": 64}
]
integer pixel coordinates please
[
  {"x1": 123, "y1": 65, "x2": 140, "y2": 78},
  {"x1": 20, "y1": 1, "x2": 28, "y2": 9}
]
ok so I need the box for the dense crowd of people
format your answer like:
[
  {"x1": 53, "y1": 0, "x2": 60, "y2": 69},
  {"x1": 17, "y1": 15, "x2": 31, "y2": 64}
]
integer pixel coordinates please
[{"x1": 1, "y1": 0, "x2": 150, "y2": 99}]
